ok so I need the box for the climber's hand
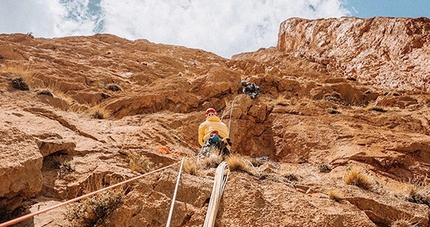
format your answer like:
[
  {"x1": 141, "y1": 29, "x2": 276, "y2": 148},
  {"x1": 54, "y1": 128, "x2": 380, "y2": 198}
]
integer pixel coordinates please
[{"x1": 224, "y1": 137, "x2": 232, "y2": 146}]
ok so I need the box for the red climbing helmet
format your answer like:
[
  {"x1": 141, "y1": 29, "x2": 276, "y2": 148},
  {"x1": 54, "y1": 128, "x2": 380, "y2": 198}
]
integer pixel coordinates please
[
  {"x1": 210, "y1": 130, "x2": 219, "y2": 136},
  {"x1": 205, "y1": 108, "x2": 217, "y2": 117}
]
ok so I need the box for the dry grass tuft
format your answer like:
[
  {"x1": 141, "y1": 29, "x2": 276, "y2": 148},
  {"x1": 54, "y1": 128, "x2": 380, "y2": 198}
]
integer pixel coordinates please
[
  {"x1": 318, "y1": 164, "x2": 332, "y2": 173},
  {"x1": 363, "y1": 103, "x2": 387, "y2": 112},
  {"x1": 404, "y1": 176, "x2": 430, "y2": 206},
  {"x1": 2, "y1": 63, "x2": 36, "y2": 82},
  {"x1": 272, "y1": 94, "x2": 289, "y2": 106},
  {"x1": 66, "y1": 189, "x2": 124, "y2": 227},
  {"x1": 51, "y1": 155, "x2": 74, "y2": 179},
  {"x1": 66, "y1": 173, "x2": 125, "y2": 226},
  {"x1": 129, "y1": 153, "x2": 153, "y2": 174},
  {"x1": 107, "y1": 84, "x2": 122, "y2": 92},
  {"x1": 91, "y1": 105, "x2": 110, "y2": 119},
  {"x1": 3, "y1": 63, "x2": 77, "y2": 105},
  {"x1": 409, "y1": 188, "x2": 430, "y2": 206},
  {"x1": 199, "y1": 153, "x2": 223, "y2": 169},
  {"x1": 400, "y1": 183, "x2": 415, "y2": 197},
  {"x1": 363, "y1": 103, "x2": 374, "y2": 111},
  {"x1": 183, "y1": 154, "x2": 232, "y2": 176},
  {"x1": 183, "y1": 154, "x2": 257, "y2": 176},
  {"x1": 328, "y1": 189, "x2": 342, "y2": 202},
  {"x1": 2, "y1": 63, "x2": 35, "y2": 90},
  {"x1": 283, "y1": 173, "x2": 299, "y2": 181},
  {"x1": 344, "y1": 166, "x2": 373, "y2": 190},
  {"x1": 391, "y1": 218, "x2": 419, "y2": 227},
  {"x1": 44, "y1": 82, "x2": 75, "y2": 105},
  {"x1": 183, "y1": 157, "x2": 200, "y2": 176},
  {"x1": 225, "y1": 154, "x2": 252, "y2": 172},
  {"x1": 4, "y1": 64, "x2": 77, "y2": 106},
  {"x1": 69, "y1": 102, "x2": 90, "y2": 113},
  {"x1": 177, "y1": 70, "x2": 197, "y2": 84}
]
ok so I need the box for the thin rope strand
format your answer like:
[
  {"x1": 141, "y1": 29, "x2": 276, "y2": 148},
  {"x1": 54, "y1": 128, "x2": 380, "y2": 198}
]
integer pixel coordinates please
[
  {"x1": 0, "y1": 161, "x2": 180, "y2": 227},
  {"x1": 166, "y1": 158, "x2": 185, "y2": 227}
]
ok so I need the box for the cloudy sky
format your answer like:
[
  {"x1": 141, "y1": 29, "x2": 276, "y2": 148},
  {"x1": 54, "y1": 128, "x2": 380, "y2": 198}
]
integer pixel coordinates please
[{"x1": 1, "y1": 0, "x2": 429, "y2": 58}]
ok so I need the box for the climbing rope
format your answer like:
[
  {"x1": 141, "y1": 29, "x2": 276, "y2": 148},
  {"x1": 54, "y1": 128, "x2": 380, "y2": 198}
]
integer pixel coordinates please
[
  {"x1": 166, "y1": 158, "x2": 185, "y2": 227},
  {"x1": 0, "y1": 161, "x2": 181, "y2": 227},
  {"x1": 228, "y1": 100, "x2": 234, "y2": 135},
  {"x1": 203, "y1": 161, "x2": 230, "y2": 227}
]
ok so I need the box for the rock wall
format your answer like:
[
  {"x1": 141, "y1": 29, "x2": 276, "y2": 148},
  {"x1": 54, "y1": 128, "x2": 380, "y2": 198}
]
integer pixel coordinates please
[
  {"x1": 0, "y1": 126, "x2": 42, "y2": 212},
  {"x1": 1, "y1": 16, "x2": 430, "y2": 226},
  {"x1": 277, "y1": 17, "x2": 430, "y2": 91}
]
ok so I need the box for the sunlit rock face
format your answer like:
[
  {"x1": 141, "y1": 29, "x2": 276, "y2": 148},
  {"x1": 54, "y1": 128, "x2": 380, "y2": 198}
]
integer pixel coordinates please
[{"x1": 278, "y1": 17, "x2": 430, "y2": 92}]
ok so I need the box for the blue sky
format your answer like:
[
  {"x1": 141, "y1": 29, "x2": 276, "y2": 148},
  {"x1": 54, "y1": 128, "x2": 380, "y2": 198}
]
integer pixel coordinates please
[
  {"x1": 347, "y1": 0, "x2": 430, "y2": 18},
  {"x1": 0, "y1": 0, "x2": 429, "y2": 58}
]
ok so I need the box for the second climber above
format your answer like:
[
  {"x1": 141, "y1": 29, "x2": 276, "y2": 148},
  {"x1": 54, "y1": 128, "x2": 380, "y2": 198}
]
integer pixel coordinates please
[{"x1": 241, "y1": 80, "x2": 260, "y2": 99}]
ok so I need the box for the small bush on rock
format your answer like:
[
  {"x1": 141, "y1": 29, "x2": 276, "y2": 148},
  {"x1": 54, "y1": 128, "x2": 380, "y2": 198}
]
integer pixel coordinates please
[
  {"x1": 318, "y1": 164, "x2": 332, "y2": 173},
  {"x1": 225, "y1": 155, "x2": 252, "y2": 173},
  {"x1": 183, "y1": 155, "x2": 228, "y2": 176},
  {"x1": 406, "y1": 178, "x2": 430, "y2": 206},
  {"x1": 129, "y1": 153, "x2": 153, "y2": 174},
  {"x1": 91, "y1": 105, "x2": 110, "y2": 119},
  {"x1": 328, "y1": 189, "x2": 342, "y2": 202},
  {"x1": 183, "y1": 157, "x2": 200, "y2": 176},
  {"x1": 344, "y1": 166, "x2": 373, "y2": 190},
  {"x1": 107, "y1": 84, "x2": 122, "y2": 92},
  {"x1": 391, "y1": 218, "x2": 419, "y2": 227},
  {"x1": 66, "y1": 189, "x2": 123, "y2": 227},
  {"x1": 11, "y1": 77, "x2": 29, "y2": 90},
  {"x1": 199, "y1": 153, "x2": 223, "y2": 169},
  {"x1": 284, "y1": 173, "x2": 299, "y2": 181}
]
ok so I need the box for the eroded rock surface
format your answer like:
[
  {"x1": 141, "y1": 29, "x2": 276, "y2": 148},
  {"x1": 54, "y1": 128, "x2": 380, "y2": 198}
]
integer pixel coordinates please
[{"x1": 278, "y1": 17, "x2": 430, "y2": 91}]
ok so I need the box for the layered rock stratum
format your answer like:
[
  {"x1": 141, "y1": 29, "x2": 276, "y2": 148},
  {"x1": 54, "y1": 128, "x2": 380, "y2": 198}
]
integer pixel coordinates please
[{"x1": 0, "y1": 16, "x2": 430, "y2": 227}]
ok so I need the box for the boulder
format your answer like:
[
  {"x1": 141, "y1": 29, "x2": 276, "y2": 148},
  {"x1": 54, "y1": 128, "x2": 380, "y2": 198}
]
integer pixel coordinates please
[{"x1": 0, "y1": 127, "x2": 42, "y2": 211}]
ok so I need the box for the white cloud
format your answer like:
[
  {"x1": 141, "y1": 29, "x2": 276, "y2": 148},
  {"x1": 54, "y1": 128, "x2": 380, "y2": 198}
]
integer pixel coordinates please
[
  {"x1": 0, "y1": 0, "x2": 350, "y2": 58},
  {"x1": 0, "y1": 0, "x2": 64, "y2": 36}
]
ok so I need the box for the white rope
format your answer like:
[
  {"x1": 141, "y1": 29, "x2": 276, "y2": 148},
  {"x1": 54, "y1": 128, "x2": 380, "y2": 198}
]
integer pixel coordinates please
[
  {"x1": 166, "y1": 158, "x2": 185, "y2": 227},
  {"x1": 203, "y1": 162, "x2": 229, "y2": 227}
]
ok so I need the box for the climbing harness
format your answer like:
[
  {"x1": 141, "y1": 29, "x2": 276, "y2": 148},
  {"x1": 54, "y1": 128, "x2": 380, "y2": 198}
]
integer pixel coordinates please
[
  {"x1": 166, "y1": 158, "x2": 185, "y2": 227},
  {"x1": 203, "y1": 161, "x2": 230, "y2": 227}
]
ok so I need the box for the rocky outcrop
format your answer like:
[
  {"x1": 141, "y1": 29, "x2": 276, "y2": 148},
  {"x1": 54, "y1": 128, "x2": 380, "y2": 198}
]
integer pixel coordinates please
[
  {"x1": 278, "y1": 17, "x2": 430, "y2": 91},
  {"x1": 0, "y1": 123, "x2": 42, "y2": 212}
]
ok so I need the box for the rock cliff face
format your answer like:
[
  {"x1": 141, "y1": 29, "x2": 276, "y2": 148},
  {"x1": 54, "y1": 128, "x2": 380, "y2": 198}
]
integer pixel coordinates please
[
  {"x1": 278, "y1": 17, "x2": 430, "y2": 91},
  {"x1": 0, "y1": 17, "x2": 430, "y2": 227}
]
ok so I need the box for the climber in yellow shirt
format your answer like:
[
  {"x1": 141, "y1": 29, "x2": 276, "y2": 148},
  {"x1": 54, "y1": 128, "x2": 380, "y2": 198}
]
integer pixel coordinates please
[{"x1": 197, "y1": 108, "x2": 232, "y2": 158}]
